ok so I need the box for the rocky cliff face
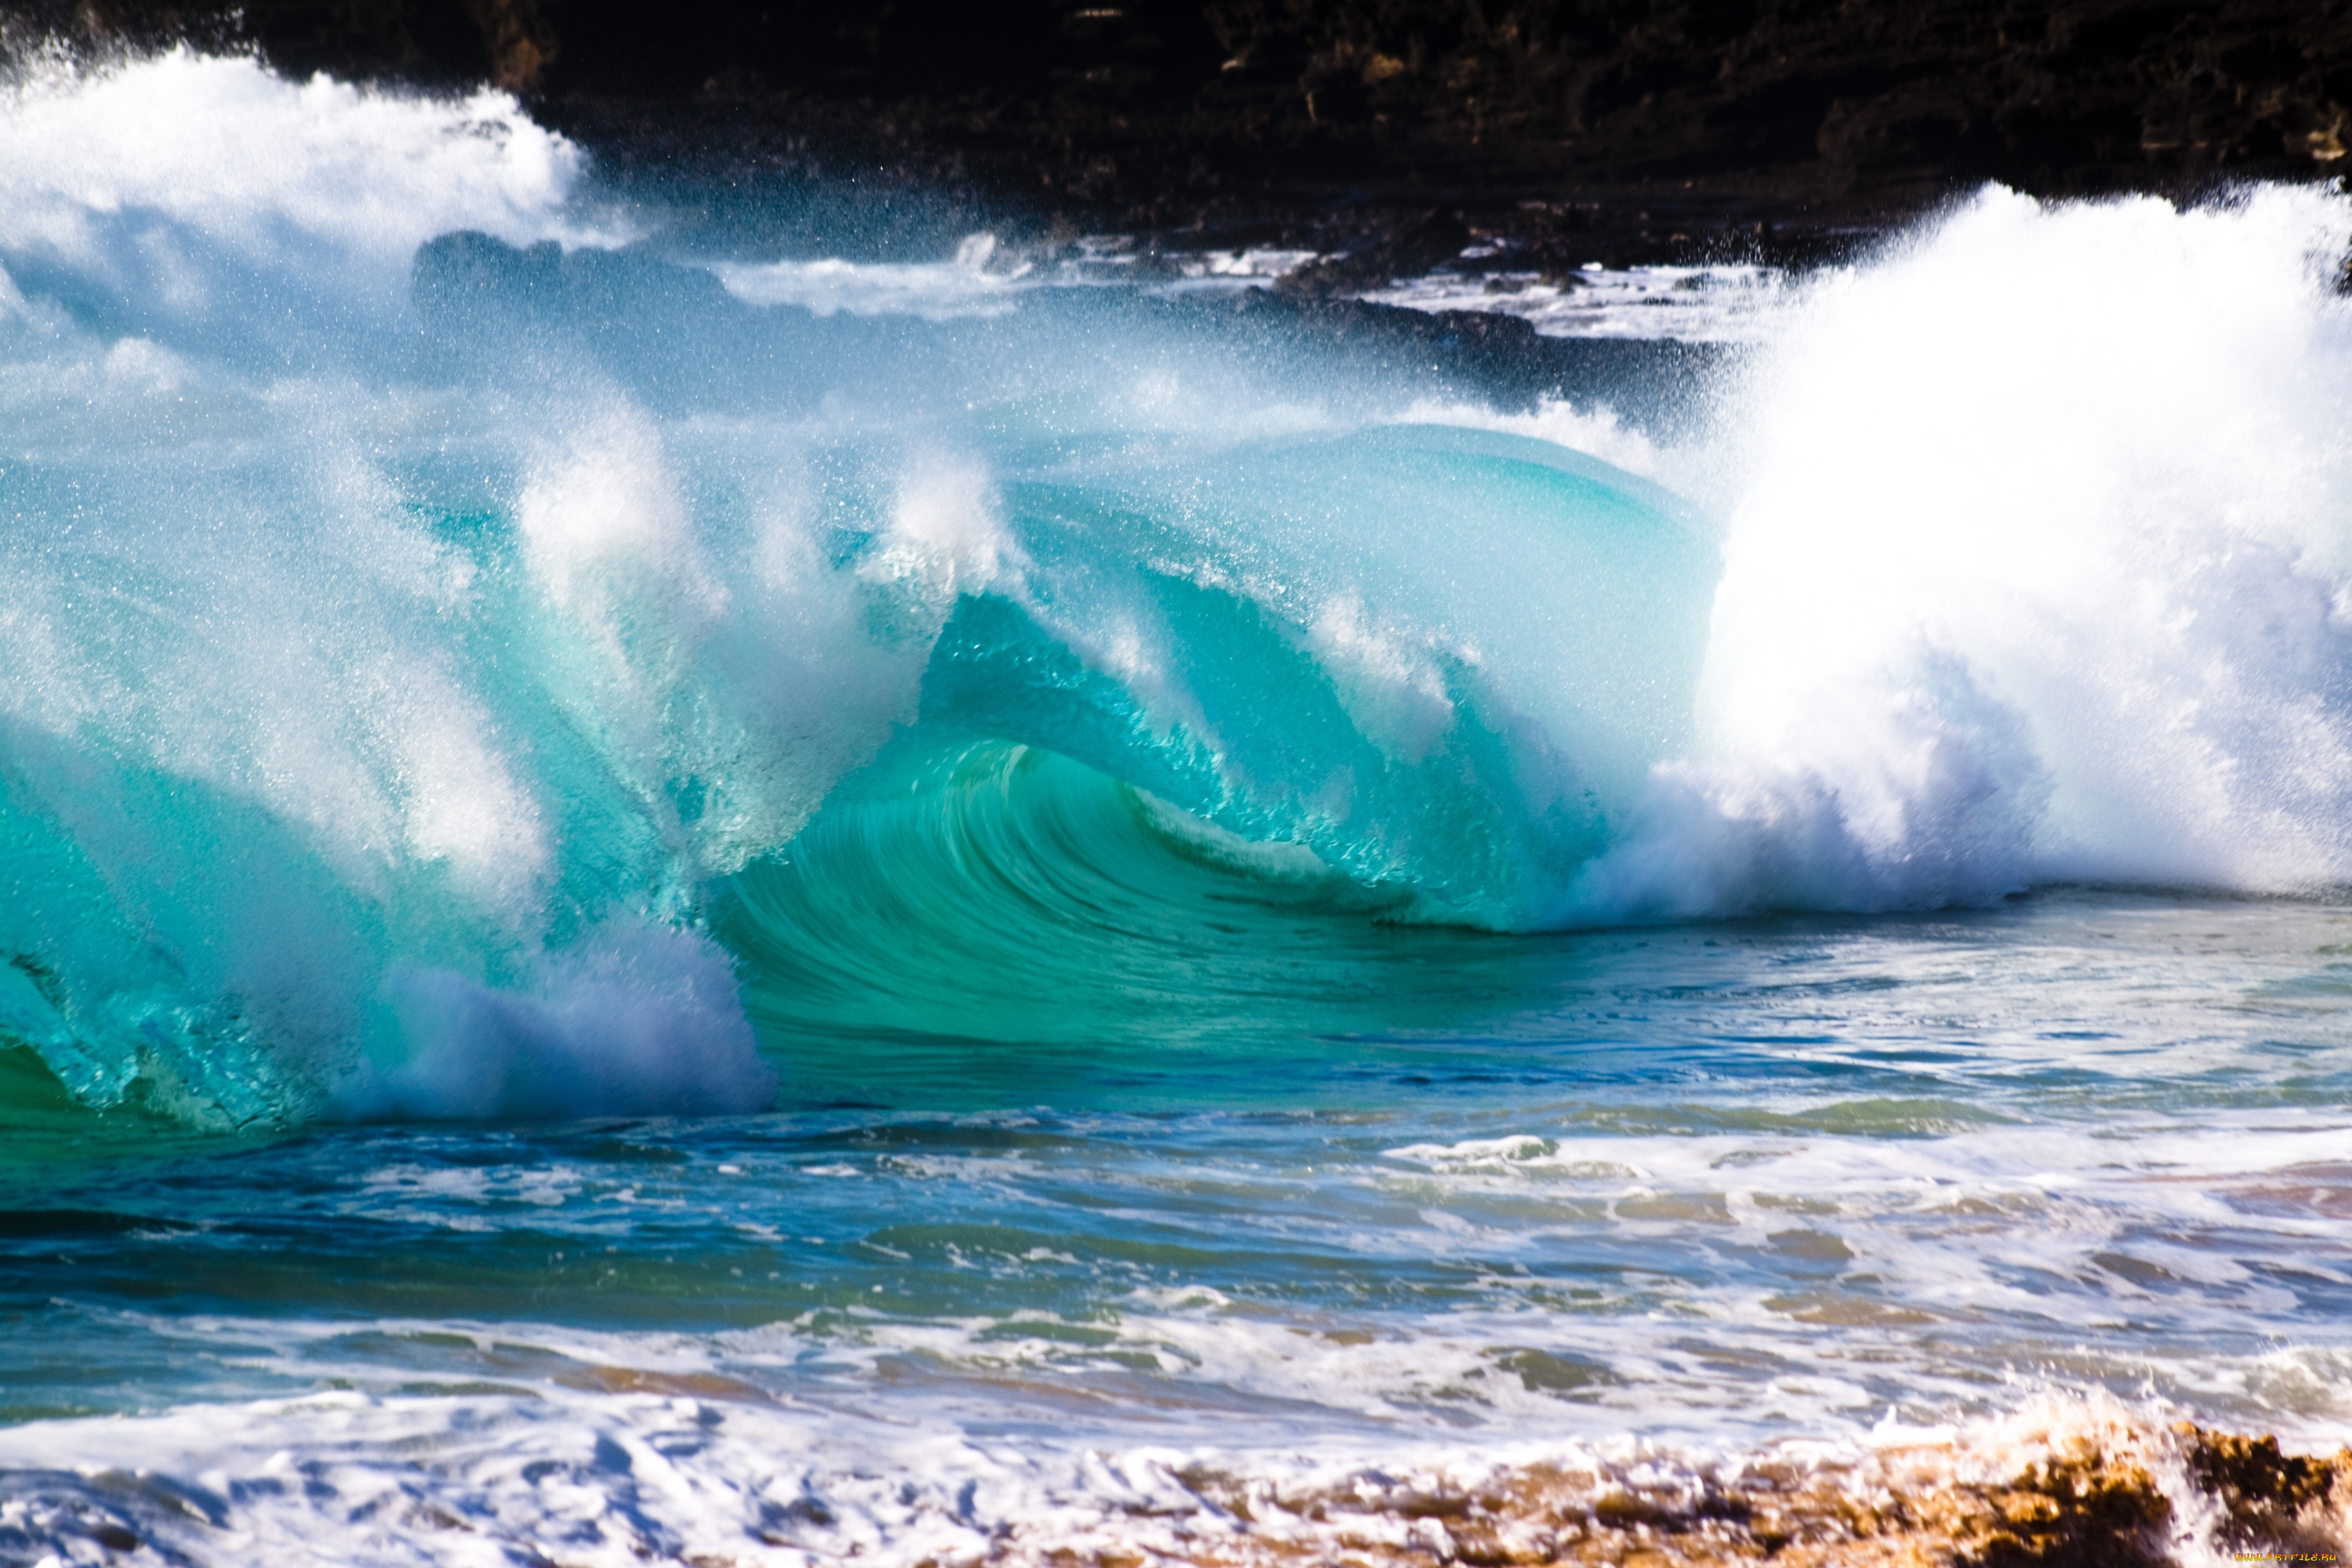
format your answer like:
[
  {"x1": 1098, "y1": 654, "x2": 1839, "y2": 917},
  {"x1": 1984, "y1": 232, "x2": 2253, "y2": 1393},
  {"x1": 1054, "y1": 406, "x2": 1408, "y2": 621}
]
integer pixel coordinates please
[
  {"x1": 1195, "y1": 0, "x2": 2352, "y2": 193},
  {"x1": 12, "y1": 0, "x2": 2351, "y2": 227}
]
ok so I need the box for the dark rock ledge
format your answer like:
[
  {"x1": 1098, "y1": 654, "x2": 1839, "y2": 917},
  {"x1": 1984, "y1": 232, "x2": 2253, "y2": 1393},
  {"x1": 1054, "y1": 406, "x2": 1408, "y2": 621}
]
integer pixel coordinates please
[{"x1": 8, "y1": 1, "x2": 2352, "y2": 269}]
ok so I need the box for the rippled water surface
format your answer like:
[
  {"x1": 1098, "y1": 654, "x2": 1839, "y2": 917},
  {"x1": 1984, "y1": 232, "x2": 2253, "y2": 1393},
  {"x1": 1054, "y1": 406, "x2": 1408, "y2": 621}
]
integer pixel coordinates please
[{"x1": 10, "y1": 890, "x2": 2350, "y2": 1453}]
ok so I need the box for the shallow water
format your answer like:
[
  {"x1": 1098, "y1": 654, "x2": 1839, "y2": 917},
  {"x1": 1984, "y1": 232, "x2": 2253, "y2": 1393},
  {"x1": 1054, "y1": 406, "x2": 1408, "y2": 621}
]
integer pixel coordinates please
[{"x1": 3, "y1": 48, "x2": 2352, "y2": 1566}]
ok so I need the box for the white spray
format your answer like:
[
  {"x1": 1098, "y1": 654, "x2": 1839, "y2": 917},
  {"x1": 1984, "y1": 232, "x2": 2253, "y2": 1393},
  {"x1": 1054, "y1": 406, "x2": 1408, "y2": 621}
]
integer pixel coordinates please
[{"x1": 1566, "y1": 184, "x2": 2352, "y2": 919}]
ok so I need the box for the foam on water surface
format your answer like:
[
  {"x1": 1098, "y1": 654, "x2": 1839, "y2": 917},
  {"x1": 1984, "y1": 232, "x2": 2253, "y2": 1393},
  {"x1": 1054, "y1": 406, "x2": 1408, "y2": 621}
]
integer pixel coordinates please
[
  {"x1": 1363, "y1": 263, "x2": 1789, "y2": 343},
  {"x1": 1, "y1": 1385, "x2": 2341, "y2": 1566}
]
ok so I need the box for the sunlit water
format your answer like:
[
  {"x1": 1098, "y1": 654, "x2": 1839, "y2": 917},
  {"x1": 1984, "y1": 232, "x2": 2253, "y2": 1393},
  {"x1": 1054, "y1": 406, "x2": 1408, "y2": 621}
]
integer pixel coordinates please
[{"x1": 2, "y1": 48, "x2": 2351, "y2": 1566}]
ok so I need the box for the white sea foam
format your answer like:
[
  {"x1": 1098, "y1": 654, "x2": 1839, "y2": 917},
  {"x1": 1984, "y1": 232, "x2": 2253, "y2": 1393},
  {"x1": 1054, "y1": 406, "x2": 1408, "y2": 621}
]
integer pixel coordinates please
[
  {"x1": 1364, "y1": 262, "x2": 1788, "y2": 342},
  {"x1": 1557, "y1": 184, "x2": 2352, "y2": 920},
  {"x1": 0, "y1": 1388, "x2": 1607, "y2": 1567},
  {"x1": 0, "y1": 1377, "x2": 2329, "y2": 1567},
  {"x1": 713, "y1": 234, "x2": 1032, "y2": 319},
  {"x1": 1155, "y1": 246, "x2": 1322, "y2": 294}
]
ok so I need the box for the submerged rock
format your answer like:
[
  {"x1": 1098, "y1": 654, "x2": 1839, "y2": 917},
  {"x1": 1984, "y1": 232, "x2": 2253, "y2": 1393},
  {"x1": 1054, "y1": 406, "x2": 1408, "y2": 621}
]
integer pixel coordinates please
[
  {"x1": 1278, "y1": 209, "x2": 1477, "y2": 296},
  {"x1": 1156, "y1": 1414, "x2": 2350, "y2": 1566}
]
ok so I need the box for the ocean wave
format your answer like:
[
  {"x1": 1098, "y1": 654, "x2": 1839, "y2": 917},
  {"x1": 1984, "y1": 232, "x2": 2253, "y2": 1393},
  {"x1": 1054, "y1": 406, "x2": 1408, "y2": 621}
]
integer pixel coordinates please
[{"x1": 1, "y1": 54, "x2": 2350, "y2": 1124}]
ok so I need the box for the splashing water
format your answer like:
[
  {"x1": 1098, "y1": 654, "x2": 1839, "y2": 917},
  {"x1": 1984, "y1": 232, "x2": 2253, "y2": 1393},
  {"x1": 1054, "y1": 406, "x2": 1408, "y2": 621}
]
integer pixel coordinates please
[{"x1": 1574, "y1": 187, "x2": 2352, "y2": 920}]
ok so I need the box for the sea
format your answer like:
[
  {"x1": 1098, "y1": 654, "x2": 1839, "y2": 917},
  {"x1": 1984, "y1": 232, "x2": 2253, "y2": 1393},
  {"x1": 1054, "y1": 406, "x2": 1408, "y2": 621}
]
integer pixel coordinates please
[{"x1": 1, "y1": 46, "x2": 2349, "y2": 1568}]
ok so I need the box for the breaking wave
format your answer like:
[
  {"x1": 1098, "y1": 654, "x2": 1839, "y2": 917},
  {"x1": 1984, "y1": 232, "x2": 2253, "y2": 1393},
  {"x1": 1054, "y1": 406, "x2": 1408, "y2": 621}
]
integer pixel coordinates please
[{"x1": 2, "y1": 50, "x2": 2351, "y2": 1125}]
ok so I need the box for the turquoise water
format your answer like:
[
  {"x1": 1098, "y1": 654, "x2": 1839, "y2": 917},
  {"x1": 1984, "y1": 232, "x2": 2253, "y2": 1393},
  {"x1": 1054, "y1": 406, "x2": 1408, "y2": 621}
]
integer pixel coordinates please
[{"x1": 2, "y1": 49, "x2": 2352, "y2": 1565}]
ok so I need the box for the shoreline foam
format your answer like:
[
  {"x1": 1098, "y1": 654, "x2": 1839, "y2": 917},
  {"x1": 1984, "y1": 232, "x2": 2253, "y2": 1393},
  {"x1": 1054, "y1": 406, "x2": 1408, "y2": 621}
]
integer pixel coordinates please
[{"x1": 0, "y1": 1395, "x2": 2343, "y2": 1566}]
